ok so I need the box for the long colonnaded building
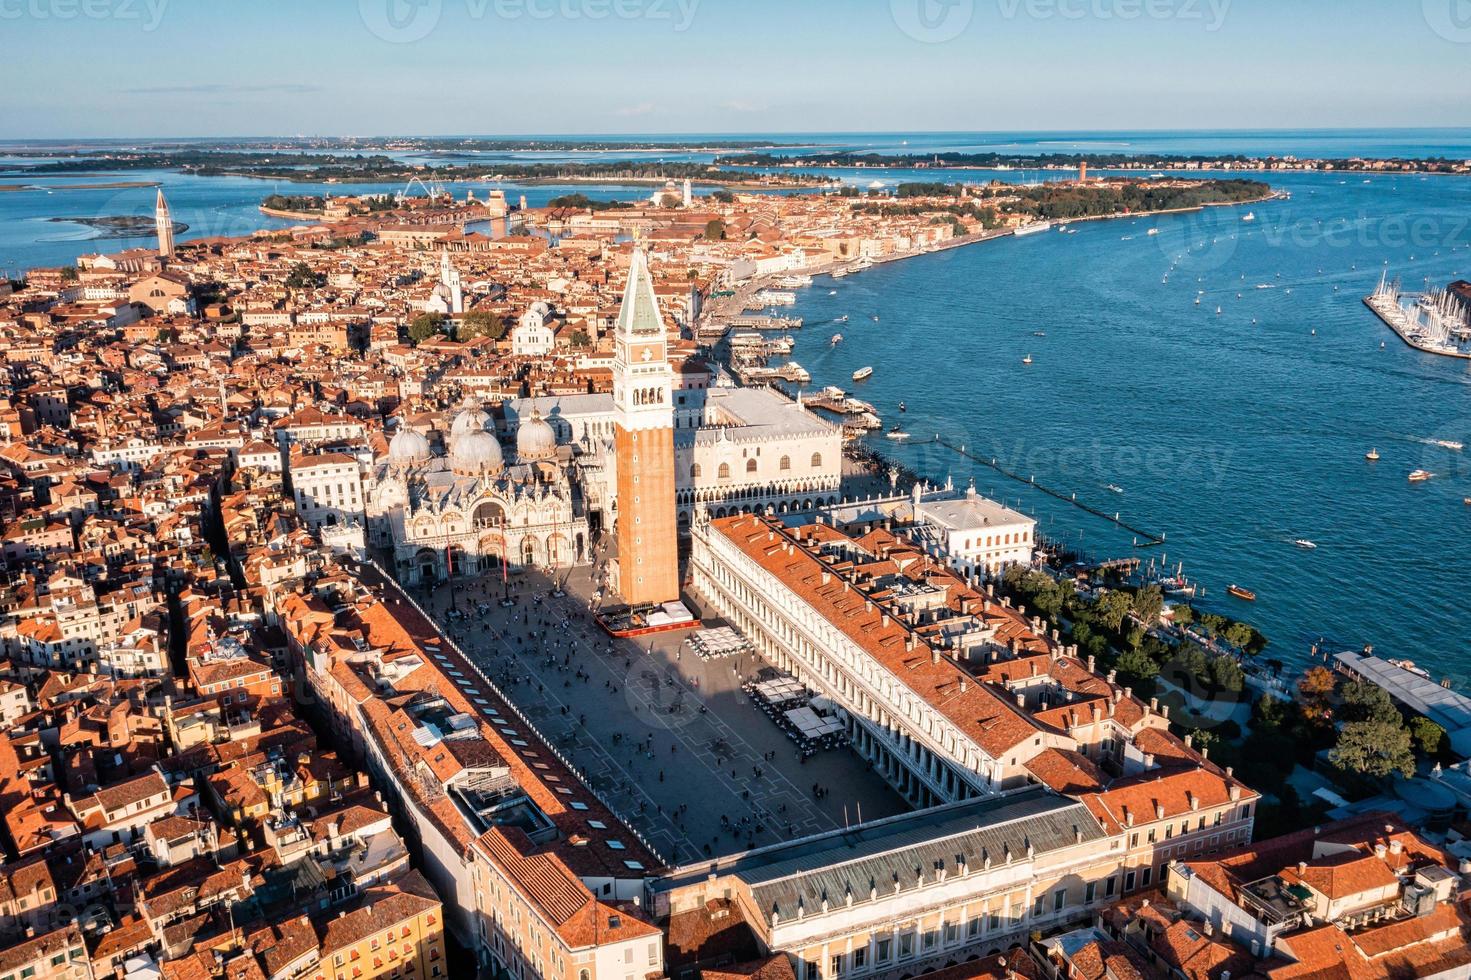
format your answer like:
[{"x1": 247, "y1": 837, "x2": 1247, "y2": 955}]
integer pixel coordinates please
[{"x1": 670, "y1": 509, "x2": 1259, "y2": 977}]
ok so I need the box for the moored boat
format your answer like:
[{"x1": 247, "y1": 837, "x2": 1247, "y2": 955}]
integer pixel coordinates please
[
  {"x1": 1365, "y1": 448, "x2": 1380, "y2": 461},
  {"x1": 1226, "y1": 585, "x2": 1257, "y2": 602},
  {"x1": 852, "y1": 366, "x2": 873, "y2": 382},
  {"x1": 1387, "y1": 659, "x2": 1432, "y2": 679}
]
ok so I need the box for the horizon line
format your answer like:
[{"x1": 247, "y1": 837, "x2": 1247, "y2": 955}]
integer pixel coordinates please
[{"x1": 5, "y1": 126, "x2": 1471, "y2": 144}]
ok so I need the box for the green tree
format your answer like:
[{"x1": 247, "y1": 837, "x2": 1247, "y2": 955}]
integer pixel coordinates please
[
  {"x1": 1221, "y1": 621, "x2": 1256, "y2": 650},
  {"x1": 1132, "y1": 585, "x2": 1163, "y2": 625},
  {"x1": 60, "y1": 266, "x2": 79, "y2": 283},
  {"x1": 1409, "y1": 717, "x2": 1445, "y2": 757},
  {"x1": 1171, "y1": 604, "x2": 1194, "y2": 627},
  {"x1": 1254, "y1": 693, "x2": 1289, "y2": 733},
  {"x1": 711, "y1": 189, "x2": 735, "y2": 203},
  {"x1": 1094, "y1": 590, "x2": 1134, "y2": 632},
  {"x1": 1208, "y1": 655, "x2": 1246, "y2": 694},
  {"x1": 1340, "y1": 681, "x2": 1401, "y2": 725},
  {"x1": 704, "y1": 219, "x2": 727, "y2": 241},
  {"x1": 460, "y1": 310, "x2": 506, "y2": 341},
  {"x1": 1115, "y1": 646, "x2": 1161, "y2": 686},
  {"x1": 1330, "y1": 720, "x2": 1416, "y2": 779},
  {"x1": 408, "y1": 312, "x2": 446, "y2": 345},
  {"x1": 569, "y1": 330, "x2": 591, "y2": 349},
  {"x1": 285, "y1": 262, "x2": 322, "y2": 290}
]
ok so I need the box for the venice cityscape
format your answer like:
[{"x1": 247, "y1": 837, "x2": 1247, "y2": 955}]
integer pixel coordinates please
[{"x1": 0, "y1": 4, "x2": 1469, "y2": 980}]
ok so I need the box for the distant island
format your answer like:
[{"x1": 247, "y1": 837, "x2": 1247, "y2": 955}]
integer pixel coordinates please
[
  {"x1": 718, "y1": 150, "x2": 1471, "y2": 176},
  {"x1": 7, "y1": 151, "x2": 836, "y2": 188},
  {"x1": 51, "y1": 214, "x2": 188, "y2": 239},
  {"x1": 2, "y1": 136, "x2": 813, "y2": 156}
]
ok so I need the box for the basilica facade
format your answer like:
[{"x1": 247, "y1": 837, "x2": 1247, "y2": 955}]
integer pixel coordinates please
[{"x1": 367, "y1": 405, "x2": 592, "y2": 586}]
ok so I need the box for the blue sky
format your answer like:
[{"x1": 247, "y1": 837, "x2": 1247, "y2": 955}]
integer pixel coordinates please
[{"x1": 3, "y1": 0, "x2": 1470, "y2": 138}]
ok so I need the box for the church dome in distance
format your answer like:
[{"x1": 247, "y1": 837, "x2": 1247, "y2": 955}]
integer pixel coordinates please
[
  {"x1": 450, "y1": 406, "x2": 492, "y2": 438},
  {"x1": 387, "y1": 427, "x2": 432, "y2": 464},
  {"x1": 450, "y1": 429, "x2": 504, "y2": 476},
  {"x1": 516, "y1": 411, "x2": 558, "y2": 462}
]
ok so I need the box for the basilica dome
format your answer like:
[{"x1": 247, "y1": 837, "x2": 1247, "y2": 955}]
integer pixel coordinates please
[
  {"x1": 387, "y1": 427, "x2": 432, "y2": 464},
  {"x1": 516, "y1": 411, "x2": 558, "y2": 463},
  {"x1": 450, "y1": 428, "x2": 504, "y2": 476},
  {"x1": 450, "y1": 407, "x2": 492, "y2": 438}
]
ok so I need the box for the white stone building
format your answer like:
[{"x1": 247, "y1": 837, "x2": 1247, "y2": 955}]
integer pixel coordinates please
[
  {"x1": 912, "y1": 483, "x2": 1038, "y2": 576},
  {"x1": 289, "y1": 451, "x2": 366, "y2": 531},
  {"x1": 511, "y1": 301, "x2": 556, "y2": 357}
]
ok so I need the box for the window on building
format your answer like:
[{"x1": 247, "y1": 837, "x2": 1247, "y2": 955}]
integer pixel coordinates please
[
  {"x1": 1085, "y1": 881, "x2": 1096, "y2": 903},
  {"x1": 875, "y1": 940, "x2": 891, "y2": 964},
  {"x1": 811, "y1": 453, "x2": 823, "y2": 468},
  {"x1": 1053, "y1": 889, "x2": 1066, "y2": 913},
  {"x1": 830, "y1": 954, "x2": 844, "y2": 976},
  {"x1": 718, "y1": 463, "x2": 731, "y2": 480},
  {"x1": 1125, "y1": 871, "x2": 1136, "y2": 892},
  {"x1": 779, "y1": 455, "x2": 791, "y2": 471}
]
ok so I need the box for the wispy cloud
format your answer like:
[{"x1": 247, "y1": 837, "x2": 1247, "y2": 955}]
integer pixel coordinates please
[
  {"x1": 720, "y1": 100, "x2": 765, "y2": 113},
  {"x1": 122, "y1": 83, "x2": 324, "y2": 95},
  {"x1": 613, "y1": 102, "x2": 659, "y2": 118}
]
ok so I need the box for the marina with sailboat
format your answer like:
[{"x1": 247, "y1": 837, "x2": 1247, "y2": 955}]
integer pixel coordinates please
[{"x1": 1364, "y1": 273, "x2": 1471, "y2": 359}]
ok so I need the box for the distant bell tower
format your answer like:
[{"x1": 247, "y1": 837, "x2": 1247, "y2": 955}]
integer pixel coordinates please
[
  {"x1": 1079, "y1": 161, "x2": 1088, "y2": 184},
  {"x1": 155, "y1": 189, "x2": 175, "y2": 258},
  {"x1": 612, "y1": 249, "x2": 679, "y2": 606}
]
